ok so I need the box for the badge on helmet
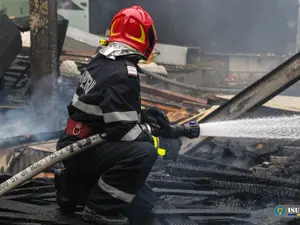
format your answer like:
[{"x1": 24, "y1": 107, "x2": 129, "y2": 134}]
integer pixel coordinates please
[{"x1": 108, "y1": 6, "x2": 157, "y2": 59}]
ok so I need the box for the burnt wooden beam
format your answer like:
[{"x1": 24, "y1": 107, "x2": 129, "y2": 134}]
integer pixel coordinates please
[
  {"x1": 29, "y1": 0, "x2": 60, "y2": 130},
  {"x1": 181, "y1": 52, "x2": 300, "y2": 155},
  {"x1": 0, "y1": 130, "x2": 62, "y2": 151},
  {"x1": 30, "y1": 0, "x2": 58, "y2": 87},
  {"x1": 0, "y1": 199, "x2": 89, "y2": 225},
  {"x1": 152, "y1": 188, "x2": 218, "y2": 197},
  {"x1": 153, "y1": 208, "x2": 251, "y2": 218}
]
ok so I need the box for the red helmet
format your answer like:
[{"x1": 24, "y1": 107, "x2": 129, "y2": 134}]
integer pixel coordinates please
[{"x1": 108, "y1": 6, "x2": 157, "y2": 59}]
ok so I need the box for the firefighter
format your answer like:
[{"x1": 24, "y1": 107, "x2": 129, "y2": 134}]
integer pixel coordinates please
[{"x1": 55, "y1": 6, "x2": 182, "y2": 225}]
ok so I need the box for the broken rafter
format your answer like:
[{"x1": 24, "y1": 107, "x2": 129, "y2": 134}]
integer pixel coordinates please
[
  {"x1": 141, "y1": 83, "x2": 207, "y2": 105},
  {"x1": 141, "y1": 97, "x2": 191, "y2": 123},
  {"x1": 141, "y1": 97, "x2": 188, "y2": 112},
  {"x1": 0, "y1": 130, "x2": 62, "y2": 150},
  {"x1": 141, "y1": 69, "x2": 241, "y2": 94},
  {"x1": 153, "y1": 208, "x2": 251, "y2": 218},
  {"x1": 181, "y1": 52, "x2": 300, "y2": 155}
]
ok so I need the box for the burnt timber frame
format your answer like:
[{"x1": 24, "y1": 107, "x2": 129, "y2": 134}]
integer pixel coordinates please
[
  {"x1": 181, "y1": 52, "x2": 300, "y2": 155},
  {"x1": 29, "y1": 0, "x2": 59, "y2": 129},
  {"x1": 30, "y1": 0, "x2": 58, "y2": 87}
]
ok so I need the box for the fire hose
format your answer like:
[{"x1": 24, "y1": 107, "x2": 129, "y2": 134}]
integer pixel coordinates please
[{"x1": 0, "y1": 122, "x2": 200, "y2": 197}]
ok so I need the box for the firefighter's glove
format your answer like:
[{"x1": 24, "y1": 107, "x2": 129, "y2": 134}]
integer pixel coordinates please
[
  {"x1": 152, "y1": 136, "x2": 182, "y2": 161},
  {"x1": 141, "y1": 106, "x2": 170, "y2": 129}
]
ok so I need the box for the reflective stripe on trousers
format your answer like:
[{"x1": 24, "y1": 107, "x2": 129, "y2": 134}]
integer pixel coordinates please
[{"x1": 98, "y1": 177, "x2": 136, "y2": 203}]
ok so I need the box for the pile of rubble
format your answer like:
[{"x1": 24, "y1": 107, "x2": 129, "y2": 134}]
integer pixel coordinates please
[{"x1": 0, "y1": 135, "x2": 300, "y2": 224}]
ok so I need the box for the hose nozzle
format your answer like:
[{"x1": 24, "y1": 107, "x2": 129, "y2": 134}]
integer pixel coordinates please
[
  {"x1": 170, "y1": 121, "x2": 200, "y2": 139},
  {"x1": 151, "y1": 121, "x2": 200, "y2": 139},
  {"x1": 182, "y1": 121, "x2": 200, "y2": 139}
]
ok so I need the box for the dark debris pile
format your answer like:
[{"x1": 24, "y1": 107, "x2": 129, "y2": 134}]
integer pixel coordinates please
[{"x1": 1, "y1": 141, "x2": 300, "y2": 225}]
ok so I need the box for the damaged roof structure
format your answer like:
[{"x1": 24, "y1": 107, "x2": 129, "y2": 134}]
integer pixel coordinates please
[{"x1": 1, "y1": 1, "x2": 300, "y2": 225}]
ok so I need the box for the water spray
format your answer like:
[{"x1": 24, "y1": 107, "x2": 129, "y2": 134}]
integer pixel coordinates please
[{"x1": 199, "y1": 115, "x2": 300, "y2": 140}]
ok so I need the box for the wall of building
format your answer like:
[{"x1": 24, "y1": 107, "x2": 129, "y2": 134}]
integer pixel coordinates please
[
  {"x1": 229, "y1": 55, "x2": 284, "y2": 84},
  {"x1": 155, "y1": 43, "x2": 187, "y2": 66},
  {"x1": 0, "y1": 0, "x2": 29, "y2": 17}
]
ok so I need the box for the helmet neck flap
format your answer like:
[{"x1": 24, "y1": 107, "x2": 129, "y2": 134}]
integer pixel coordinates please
[{"x1": 99, "y1": 41, "x2": 145, "y2": 60}]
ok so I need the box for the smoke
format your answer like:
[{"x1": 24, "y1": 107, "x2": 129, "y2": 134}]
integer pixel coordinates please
[
  {"x1": 91, "y1": 0, "x2": 297, "y2": 55},
  {"x1": 0, "y1": 75, "x2": 73, "y2": 139},
  {"x1": 161, "y1": 0, "x2": 298, "y2": 54}
]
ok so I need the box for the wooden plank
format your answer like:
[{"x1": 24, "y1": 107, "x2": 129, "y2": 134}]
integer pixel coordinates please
[
  {"x1": 29, "y1": 141, "x2": 57, "y2": 153},
  {"x1": 141, "y1": 84, "x2": 207, "y2": 105},
  {"x1": 217, "y1": 94, "x2": 300, "y2": 112},
  {"x1": 196, "y1": 106, "x2": 219, "y2": 122},
  {"x1": 141, "y1": 98, "x2": 188, "y2": 112},
  {"x1": 179, "y1": 111, "x2": 206, "y2": 125}
]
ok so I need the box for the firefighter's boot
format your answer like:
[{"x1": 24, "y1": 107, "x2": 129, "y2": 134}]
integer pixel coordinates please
[{"x1": 82, "y1": 206, "x2": 129, "y2": 225}]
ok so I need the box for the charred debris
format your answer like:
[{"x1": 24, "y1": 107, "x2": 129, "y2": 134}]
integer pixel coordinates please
[{"x1": 1, "y1": 6, "x2": 300, "y2": 225}]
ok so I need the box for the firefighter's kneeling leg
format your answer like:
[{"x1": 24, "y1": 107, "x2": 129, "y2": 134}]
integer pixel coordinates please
[
  {"x1": 55, "y1": 168, "x2": 94, "y2": 212},
  {"x1": 55, "y1": 168, "x2": 78, "y2": 213},
  {"x1": 123, "y1": 183, "x2": 157, "y2": 224},
  {"x1": 82, "y1": 141, "x2": 158, "y2": 224}
]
